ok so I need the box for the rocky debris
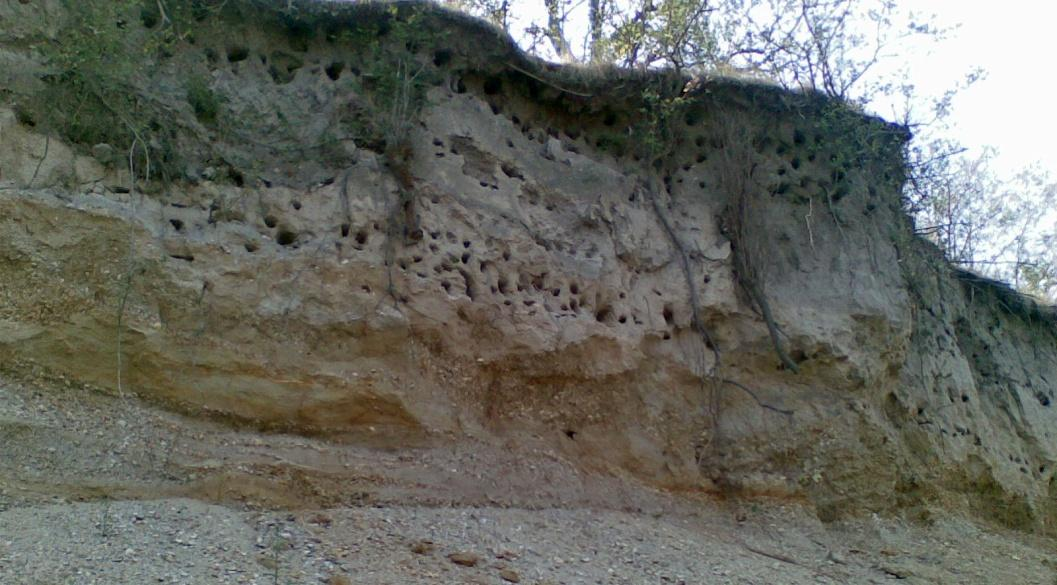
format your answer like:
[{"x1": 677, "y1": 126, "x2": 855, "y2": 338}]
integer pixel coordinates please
[
  {"x1": 1, "y1": 495, "x2": 1054, "y2": 585},
  {"x1": 0, "y1": 376, "x2": 1054, "y2": 584}
]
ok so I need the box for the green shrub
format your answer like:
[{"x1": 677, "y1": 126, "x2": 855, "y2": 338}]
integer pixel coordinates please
[
  {"x1": 36, "y1": 1, "x2": 147, "y2": 147},
  {"x1": 186, "y1": 75, "x2": 222, "y2": 126}
]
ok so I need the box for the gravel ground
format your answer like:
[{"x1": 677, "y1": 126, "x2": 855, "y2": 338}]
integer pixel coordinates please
[{"x1": 0, "y1": 373, "x2": 1054, "y2": 584}]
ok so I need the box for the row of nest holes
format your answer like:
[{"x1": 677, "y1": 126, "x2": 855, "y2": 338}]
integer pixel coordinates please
[
  {"x1": 463, "y1": 79, "x2": 870, "y2": 202},
  {"x1": 431, "y1": 137, "x2": 529, "y2": 192},
  {"x1": 447, "y1": 70, "x2": 892, "y2": 202},
  {"x1": 165, "y1": 210, "x2": 384, "y2": 259},
  {"x1": 397, "y1": 236, "x2": 681, "y2": 330},
  {"x1": 394, "y1": 220, "x2": 689, "y2": 334},
  {"x1": 165, "y1": 217, "x2": 684, "y2": 339},
  {"x1": 216, "y1": 46, "x2": 454, "y2": 86},
  {"x1": 419, "y1": 222, "x2": 603, "y2": 263},
  {"x1": 208, "y1": 45, "x2": 357, "y2": 85}
]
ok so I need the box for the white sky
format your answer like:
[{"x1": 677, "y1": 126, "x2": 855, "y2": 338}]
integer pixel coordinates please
[{"x1": 887, "y1": 0, "x2": 1057, "y2": 177}]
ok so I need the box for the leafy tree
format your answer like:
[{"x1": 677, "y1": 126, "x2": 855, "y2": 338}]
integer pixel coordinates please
[
  {"x1": 448, "y1": 0, "x2": 925, "y2": 95},
  {"x1": 913, "y1": 149, "x2": 1057, "y2": 301}
]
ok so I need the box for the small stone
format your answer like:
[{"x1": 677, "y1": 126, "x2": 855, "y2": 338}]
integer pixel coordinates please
[
  {"x1": 499, "y1": 568, "x2": 521, "y2": 583},
  {"x1": 448, "y1": 552, "x2": 481, "y2": 567},
  {"x1": 826, "y1": 550, "x2": 847, "y2": 565},
  {"x1": 410, "y1": 540, "x2": 436, "y2": 555},
  {"x1": 326, "y1": 575, "x2": 352, "y2": 585}
]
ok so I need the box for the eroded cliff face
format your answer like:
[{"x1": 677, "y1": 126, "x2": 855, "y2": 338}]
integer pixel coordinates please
[{"x1": 1, "y1": 0, "x2": 1054, "y2": 531}]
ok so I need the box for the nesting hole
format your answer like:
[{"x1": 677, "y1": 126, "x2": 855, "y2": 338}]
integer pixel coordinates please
[
  {"x1": 325, "y1": 61, "x2": 344, "y2": 81},
  {"x1": 227, "y1": 46, "x2": 249, "y2": 62},
  {"x1": 433, "y1": 49, "x2": 452, "y2": 67},
  {"x1": 276, "y1": 230, "x2": 297, "y2": 246},
  {"x1": 482, "y1": 76, "x2": 502, "y2": 95},
  {"x1": 662, "y1": 305, "x2": 674, "y2": 325},
  {"x1": 501, "y1": 162, "x2": 523, "y2": 179},
  {"x1": 141, "y1": 7, "x2": 160, "y2": 28}
]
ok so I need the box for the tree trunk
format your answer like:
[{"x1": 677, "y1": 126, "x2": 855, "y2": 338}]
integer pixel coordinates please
[{"x1": 544, "y1": 0, "x2": 576, "y2": 62}]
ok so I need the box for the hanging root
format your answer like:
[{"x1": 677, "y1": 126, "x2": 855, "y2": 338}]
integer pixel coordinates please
[
  {"x1": 382, "y1": 137, "x2": 422, "y2": 305},
  {"x1": 643, "y1": 178, "x2": 722, "y2": 373},
  {"x1": 728, "y1": 191, "x2": 800, "y2": 374},
  {"x1": 721, "y1": 378, "x2": 793, "y2": 416},
  {"x1": 716, "y1": 119, "x2": 800, "y2": 374}
]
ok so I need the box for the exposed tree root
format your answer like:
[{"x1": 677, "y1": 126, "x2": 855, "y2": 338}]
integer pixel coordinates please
[
  {"x1": 643, "y1": 178, "x2": 722, "y2": 374},
  {"x1": 718, "y1": 126, "x2": 800, "y2": 374},
  {"x1": 729, "y1": 195, "x2": 800, "y2": 374},
  {"x1": 721, "y1": 378, "x2": 793, "y2": 416}
]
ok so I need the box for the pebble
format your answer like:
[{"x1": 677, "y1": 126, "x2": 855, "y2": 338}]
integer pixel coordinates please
[
  {"x1": 449, "y1": 552, "x2": 482, "y2": 567},
  {"x1": 410, "y1": 540, "x2": 436, "y2": 555}
]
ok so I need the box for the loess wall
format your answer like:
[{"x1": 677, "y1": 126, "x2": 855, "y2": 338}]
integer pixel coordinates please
[{"x1": 0, "y1": 0, "x2": 1055, "y2": 530}]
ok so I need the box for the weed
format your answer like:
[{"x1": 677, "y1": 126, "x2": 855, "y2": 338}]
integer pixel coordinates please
[
  {"x1": 186, "y1": 75, "x2": 222, "y2": 126},
  {"x1": 335, "y1": 5, "x2": 443, "y2": 154},
  {"x1": 268, "y1": 524, "x2": 286, "y2": 585},
  {"x1": 636, "y1": 78, "x2": 688, "y2": 164},
  {"x1": 35, "y1": 2, "x2": 147, "y2": 146}
]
